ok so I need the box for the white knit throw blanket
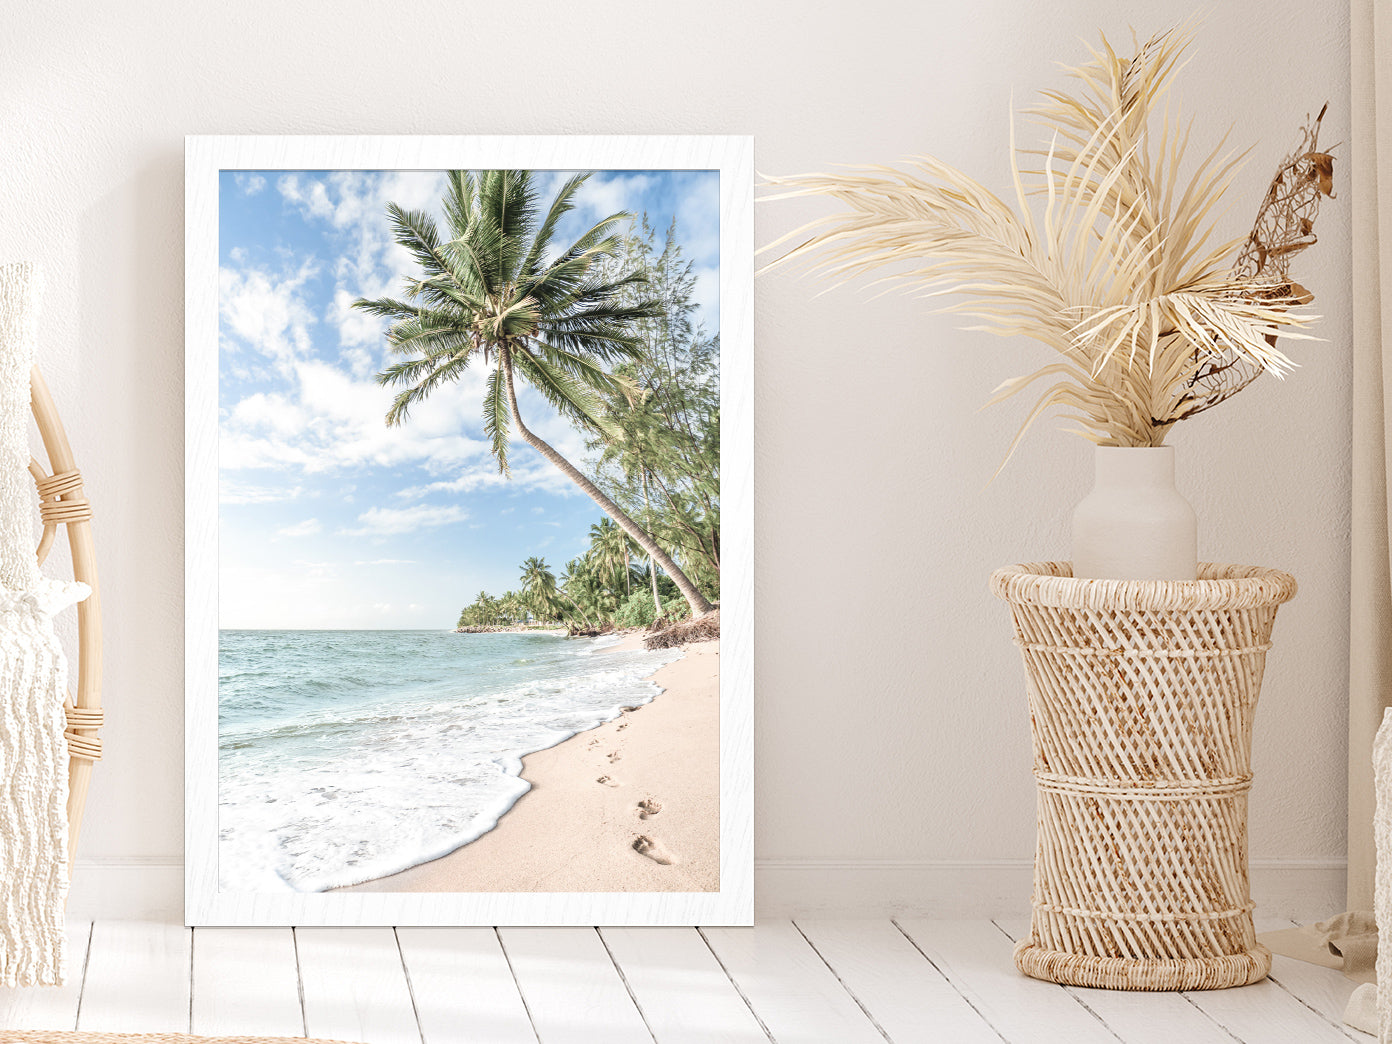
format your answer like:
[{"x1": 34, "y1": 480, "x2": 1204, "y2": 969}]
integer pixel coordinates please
[
  {"x1": 1374, "y1": 707, "x2": 1392, "y2": 1041},
  {"x1": 0, "y1": 263, "x2": 88, "y2": 987}
]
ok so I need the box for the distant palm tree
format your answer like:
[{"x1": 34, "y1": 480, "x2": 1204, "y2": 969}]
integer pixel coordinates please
[
  {"x1": 586, "y1": 519, "x2": 634, "y2": 607},
  {"x1": 559, "y1": 556, "x2": 605, "y2": 628},
  {"x1": 520, "y1": 556, "x2": 558, "y2": 622},
  {"x1": 467, "y1": 589, "x2": 500, "y2": 626},
  {"x1": 355, "y1": 170, "x2": 713, "y2": 617},
  {"x1": 498, "y1": 591, "x2": 526, "y2": 625}
]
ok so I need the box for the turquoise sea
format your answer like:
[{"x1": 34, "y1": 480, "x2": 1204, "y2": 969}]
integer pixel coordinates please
[{"x1": 217, "y1": 629, "x2": 680, "y2": 892}]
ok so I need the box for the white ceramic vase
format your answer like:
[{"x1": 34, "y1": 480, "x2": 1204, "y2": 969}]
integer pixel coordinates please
[{"x1": 1071, "y1": 445, "x2": 1198, "y2": 581}]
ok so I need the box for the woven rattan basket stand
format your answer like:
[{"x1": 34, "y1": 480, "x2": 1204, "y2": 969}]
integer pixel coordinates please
[{"x1": 991, "y1": 561, "x2": 1297, "y2": 991}]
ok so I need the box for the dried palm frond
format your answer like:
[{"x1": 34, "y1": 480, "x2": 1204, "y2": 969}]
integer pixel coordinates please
[
  {"x1": 761, "y1": 26, "x2": 1329, "y2": 459},
  {"x1": 1181, "y1": 104, "x2": 1336, "y2": 417}
]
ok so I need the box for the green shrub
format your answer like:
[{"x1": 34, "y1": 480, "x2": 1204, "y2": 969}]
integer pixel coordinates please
[{"x1": 616, "y1": 590, "x2": 691, "y2": 628}]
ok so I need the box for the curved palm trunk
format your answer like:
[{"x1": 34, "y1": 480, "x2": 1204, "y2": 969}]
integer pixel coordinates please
[
  {"x1": 501, "y1": 352, "x2": 713, "y2": 617},
  {"x1": 643, "y1": 471, "x2": 662, "y2": 614}
]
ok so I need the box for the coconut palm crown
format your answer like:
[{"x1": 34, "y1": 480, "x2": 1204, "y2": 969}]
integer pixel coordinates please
[
  {"x1": 355, "y1": 170, "x2": 714, "y2": 617},
  {"x1": 519, "y1": 555, "x2": 558, "y2": 621},
  {"x1": 763, "y1": 27, "x2": 1326, "y2": 459}
]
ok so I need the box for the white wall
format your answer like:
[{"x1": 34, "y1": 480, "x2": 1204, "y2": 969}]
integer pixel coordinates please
[{"x1": 0, "y1": 0, "x2": 1352, "y2": 918}]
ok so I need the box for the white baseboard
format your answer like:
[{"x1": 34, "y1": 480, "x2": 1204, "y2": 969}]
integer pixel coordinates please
[
  {"x1": 68, "y1": 859, "x2": 184, "y2": 922},
  {"x1": 752, "y1": 859, "x2": 1349, "y2": 922},
  {"x1": 65, "y1": 857, "x2": 1348, "y2": 923}
]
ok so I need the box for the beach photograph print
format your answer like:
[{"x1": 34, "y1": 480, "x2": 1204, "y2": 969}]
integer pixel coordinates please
[{"x1": 216, "y1": 166, "x2": 723, "y2": 897}]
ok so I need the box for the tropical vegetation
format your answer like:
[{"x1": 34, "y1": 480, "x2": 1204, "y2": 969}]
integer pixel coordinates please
[
  {"x1": 350, "y1": 172, "x2": 718, "y2": 633},
  {"x1": 454, "y1": 543, "x2": 690, "y2": 634},
  {"x1": 356, "y1": 170, "x2": 715, "y2": 619}
]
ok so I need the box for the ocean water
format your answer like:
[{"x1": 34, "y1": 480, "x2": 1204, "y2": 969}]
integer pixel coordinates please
[{"x1": 218, "y1": 629, "x2": 682, "y2": 892}]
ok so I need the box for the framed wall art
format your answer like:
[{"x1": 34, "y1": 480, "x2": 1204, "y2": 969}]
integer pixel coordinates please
[{"x1": 185, "y1": 135, "x2": 752, "y2": 926}]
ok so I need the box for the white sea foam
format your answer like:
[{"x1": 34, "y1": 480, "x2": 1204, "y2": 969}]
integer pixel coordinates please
[
  {"x1": 572, "y1": 632, "x2": 625, "y2": 654},
  {"x1": 217, "y1": 631, "x2": 682, "y2": 892}
]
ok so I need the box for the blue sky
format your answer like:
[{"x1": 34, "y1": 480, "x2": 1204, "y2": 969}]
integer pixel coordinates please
[{"x1": 218, "y1": 168, "x2": 719, "y2": 629}]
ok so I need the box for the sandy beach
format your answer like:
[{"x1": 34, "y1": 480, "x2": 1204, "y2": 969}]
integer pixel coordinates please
[{"x1": 340, "y1": 635, "x2": 719, "y2": 893}]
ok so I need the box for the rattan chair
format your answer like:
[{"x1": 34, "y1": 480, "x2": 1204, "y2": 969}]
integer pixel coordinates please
[{"x1": 26, "y1": 365, "x2": 101, "y2": 872}]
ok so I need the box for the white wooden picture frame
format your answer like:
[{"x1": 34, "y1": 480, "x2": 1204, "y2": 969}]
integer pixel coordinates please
[{"x1": 185, "y1": 135, "x2": 753, "y2": 926}]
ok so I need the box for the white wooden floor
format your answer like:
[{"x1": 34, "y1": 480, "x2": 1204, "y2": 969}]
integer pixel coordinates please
[{"x1": 0, "y1": 919, "x2": 1370, "y2": 1043}]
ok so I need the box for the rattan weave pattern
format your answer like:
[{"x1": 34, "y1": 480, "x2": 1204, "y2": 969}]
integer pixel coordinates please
[{"x1": 991, "y1": 561, "x2": 1297, "y2": 991}]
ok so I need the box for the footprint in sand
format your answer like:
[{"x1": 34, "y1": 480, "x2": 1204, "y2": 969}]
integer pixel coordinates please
[
  {"x1": 606, "y1": 750, "x2": 622, "y2": 763},
  {"x1": 596, "y1": 775, "x2": 620, "y2": 787},
  {"x1": 637, "y1": 798, "x2": 662, "y2": 819},
  {"x1": 617, "y1": 722, "x2": 629, "y2": 732},
  {"x1": 633, "y1": 835, "x2": 677, "y2": 865}
]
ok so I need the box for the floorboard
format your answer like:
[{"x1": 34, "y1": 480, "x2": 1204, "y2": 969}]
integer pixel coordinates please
[
  {"x1": 600, "y1": 926, "x2": 769, "y2": 1043},
  {"x1": 1255, "y1": 919, "x2": 1365, "y2": 1041},
  {"x1": 11, "y1": 916, "x2": 1372, "y2": 1042},
  {"x1": 295, "y1": 926, "x2": 419, "y2": 1044},
  {"x1": 190, "y1": 927, "x2": 303, "y2": 1037},
  {"x1": 1183, "y1": 977, "x2": 1355, "y2": 1044},
  {"x1": 992, "y1": 918, "x2": 1236, "y2": 1044},
  {"x1": 1266, "y1": 955, "x2": 1365, "y2": 1042},
  {"x1": 0, "y1": 921, "x2": 89, "y2": 1031},
  {"x1": 499, "y1": 927, "x2": 652, "y2": 1044},
  {"x1": 795, "y1": 919, "x2": 1002, "y2": 1044},
  {"x1": 397, "y1": 927, "x2": 538, "y2": 1044},
  {"x1": 894, "y1": 919, "x2": 1118, "y2": 1044},
  {"x1": 77, "y1": 921, "x2": 191, "y2": 1033},
  {"x1": 700, "y1": 921, "x2": 884, "y2": 1044}
]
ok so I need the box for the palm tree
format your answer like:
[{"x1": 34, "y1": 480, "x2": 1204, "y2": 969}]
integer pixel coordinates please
[
  {"x1": 354, "y1": 170, "x2": 713, "y2": 617},
  {"x1": 586, "y1": 519, "x2": 634, "y2": 606},
  {"x1": 520, "y1": 556, "x2": 558, "y2": 622},
  {"x1": 498, "y1": 591, "x2": 526, "y2": 625},
  {"x1": 559, "y1": 556, "x2": 606, "y2": 629},
  {"x1": 464, "y1": 589, "x2": 500, "y2": 626},
  {"x1": 593, "y1": 389, "x2": 676, "y2": 611}
]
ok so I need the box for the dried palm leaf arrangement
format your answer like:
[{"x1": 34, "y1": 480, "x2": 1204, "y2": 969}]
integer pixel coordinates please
[{"x1": 763, "y1": 27, "x2": 1335, "y2": 460}]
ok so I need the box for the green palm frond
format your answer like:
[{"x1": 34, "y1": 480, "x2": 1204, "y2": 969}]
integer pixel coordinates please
[
  {"x1": 351, "y1": 296, "x2": 425, "y2": 322},
  {"x1": 527, "y1": 337, "x2": 635, "y2": 398},
  {"x1": 519, "y1": 173, "x2": 588, "y2": 280},
  {"x1": 483, "y1": 366, "x2": 511, "y2": 474},
  {"x1": 512, "y1": 347, "x2": 614, "y2": 437},
  {"x1": 385, "y1": 204, "x2": 460, "y2": 285},
  {"x1": 359, "y1": 167, "x2": 665, "y2": 474}
]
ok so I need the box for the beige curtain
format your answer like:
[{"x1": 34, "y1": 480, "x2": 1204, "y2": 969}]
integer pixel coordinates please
[{"x1": 1349, "y1": 0, "x2": 1392, "y2": 912}]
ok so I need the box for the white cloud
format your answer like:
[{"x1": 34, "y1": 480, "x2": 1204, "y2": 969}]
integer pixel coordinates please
[
  {"x1": 342, "y1": 504, "x2": 469, "y2": 537},
  {"x1": 219, "y1": 258, "x2": 319, "y2": 367},
  {"x1": 581, "y1": 173, "x2": 653, "y2": 220},
  {"x1": 220, "y1": 480, "x2": 304, "y2": 505},
  {"x1": 221, "y1": 354, "x2": 494, "y2": 477},
  {"x1": 394, "y1": 470, "x2": 508, "y2": 500},
  {"x1": 276, "y1": 174, "x2": 336, "y2": 221},
  {"x1": 276, "y1": 518, "x2": 323, "y2": 538},
  {"x1": 676, "y1": 177, "x2": 721, "y2": 267},
  {"x1": 292, "y1": 560, "x2": 338, "y2": 579},
  {"x1": 354, "y1": 559, "x2": 415, "y2": 566},
  {"x1": 235, "y1": 173, "x2": 267, "y2": 196},
  {"x1": 691, "y1": 264, "x2": 719, "y2": 334},
  {"x1": 278, "y1": 171, "x2": 450, "y2": 356},
  {"x1": 329, "y1": 286, "x2": 387, "y2": 354}
]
